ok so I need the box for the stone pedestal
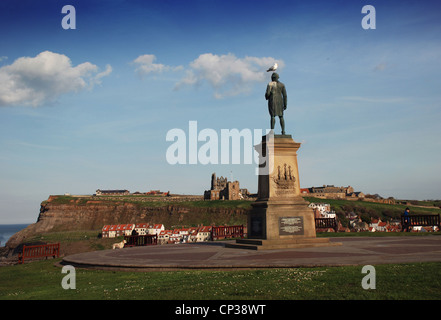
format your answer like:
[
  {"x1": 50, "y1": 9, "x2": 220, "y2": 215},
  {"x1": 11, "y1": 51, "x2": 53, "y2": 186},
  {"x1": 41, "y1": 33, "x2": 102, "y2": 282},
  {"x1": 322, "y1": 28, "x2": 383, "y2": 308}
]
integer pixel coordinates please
[{"x1": 226, "y1": 133, "x2": 340, "y2": 250}]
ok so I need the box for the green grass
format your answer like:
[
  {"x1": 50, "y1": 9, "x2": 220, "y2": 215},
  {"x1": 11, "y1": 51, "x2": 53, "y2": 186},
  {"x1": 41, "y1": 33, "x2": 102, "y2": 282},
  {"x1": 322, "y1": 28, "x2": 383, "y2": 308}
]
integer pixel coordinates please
[
  {"x1": 25, "y1": 230, "x2": 102, "y2": 243},
  {"x1": 178, "y1": 200, "x2": 252, "y2": 209},
  {"x1": 310, "y1": 197, "x2": 432, "y2": 213},
  {"x1": 305, "y1": 197, "x2": 440, "y2": 216},
  {"x1": 1, "y1": 260, "x2": 440, "y2": 300},
  {"x1": 43, "y1": 195, "x2": 253, "y2": 210}
]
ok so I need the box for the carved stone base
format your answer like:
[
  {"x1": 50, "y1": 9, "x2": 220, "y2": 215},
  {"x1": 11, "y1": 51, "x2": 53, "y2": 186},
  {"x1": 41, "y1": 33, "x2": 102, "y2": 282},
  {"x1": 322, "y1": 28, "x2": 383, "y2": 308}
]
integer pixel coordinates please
[
  {"x1": 246, "y1": 197, "x2": 316, "y2": 240},
  {"x1": 227, "y1": 134, "x2": 341, "y2": 250}
]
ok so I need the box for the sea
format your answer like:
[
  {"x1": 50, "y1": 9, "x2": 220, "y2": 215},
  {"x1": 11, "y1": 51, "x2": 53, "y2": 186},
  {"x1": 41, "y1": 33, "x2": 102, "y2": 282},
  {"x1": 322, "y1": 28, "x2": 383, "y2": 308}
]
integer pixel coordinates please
[{"x1": 0, "y1": 224, "x2": 30, "y2": 247}]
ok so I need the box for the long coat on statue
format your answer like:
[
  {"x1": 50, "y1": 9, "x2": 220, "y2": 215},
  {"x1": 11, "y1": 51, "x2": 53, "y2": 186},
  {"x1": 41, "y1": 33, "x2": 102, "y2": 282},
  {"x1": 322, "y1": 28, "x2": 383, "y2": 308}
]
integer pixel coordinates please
[{"x1": 265, "y1": 80, "x2": 287, "y2": 117}]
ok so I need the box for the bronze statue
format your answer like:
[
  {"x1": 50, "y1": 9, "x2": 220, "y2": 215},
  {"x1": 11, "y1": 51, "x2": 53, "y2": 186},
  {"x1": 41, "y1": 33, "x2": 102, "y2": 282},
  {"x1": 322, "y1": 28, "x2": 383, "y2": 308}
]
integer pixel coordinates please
[{"x1": 265, "y1": 72, "x2": 287, "y2": 135}]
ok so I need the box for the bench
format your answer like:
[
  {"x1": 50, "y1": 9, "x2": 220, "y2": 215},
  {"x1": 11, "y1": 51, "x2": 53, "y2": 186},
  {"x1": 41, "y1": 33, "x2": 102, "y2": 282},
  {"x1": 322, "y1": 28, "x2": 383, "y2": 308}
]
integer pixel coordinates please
[
  {"x1": 401, "y1": 214, "x2": 440, "y2": 232},
  {"x1": 124, "y1": 234, "x2": 157, "y2": 247},
  {"x1": 18, "y1": 243, "x2": 60, "y2": 264},
  {"x1": 211, "y1": 225, "x2": 244, "y2": 240}
]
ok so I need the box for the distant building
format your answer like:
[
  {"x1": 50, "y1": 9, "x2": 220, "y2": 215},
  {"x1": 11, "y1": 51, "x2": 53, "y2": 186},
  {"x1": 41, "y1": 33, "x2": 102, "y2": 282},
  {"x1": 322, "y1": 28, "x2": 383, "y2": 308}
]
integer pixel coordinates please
[
  {"x1": 347, "y1": 191, "x2": 365, "y2": 199},
  {"x1": 96, "y1": 189, "x2": 130, "y2": 196},
  {"x1": 145, "y1": 190, "x2": 169, "y2": 196},
  {"x1": 364, "y1": 194, "x2": 396, "y2": 204},
  {"x1": 301, "y1": 185, "x2": 365, "y2": 200},
  {"x1": 204, "y1": 173, "x2": 246, "y2": 200}
]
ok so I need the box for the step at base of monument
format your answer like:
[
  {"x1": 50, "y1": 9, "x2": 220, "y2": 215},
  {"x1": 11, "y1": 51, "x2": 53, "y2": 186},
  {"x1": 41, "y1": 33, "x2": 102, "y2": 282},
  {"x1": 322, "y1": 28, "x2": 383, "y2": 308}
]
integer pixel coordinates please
[{"x1": 225, "y1": 238, "x2": 341, "y2": 250}]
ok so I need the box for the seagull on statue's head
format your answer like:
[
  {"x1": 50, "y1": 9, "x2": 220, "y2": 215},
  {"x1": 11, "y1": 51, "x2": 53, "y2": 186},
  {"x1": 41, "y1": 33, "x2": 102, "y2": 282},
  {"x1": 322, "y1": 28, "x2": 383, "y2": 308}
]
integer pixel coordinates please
[{"x1": 266, "y1": 63, "x2": 278, "y2": 72}]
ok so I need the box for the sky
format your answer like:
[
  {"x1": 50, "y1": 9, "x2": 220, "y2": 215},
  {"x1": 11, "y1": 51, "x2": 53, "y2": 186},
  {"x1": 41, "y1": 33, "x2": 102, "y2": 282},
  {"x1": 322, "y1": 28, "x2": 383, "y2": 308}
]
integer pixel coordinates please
[{"x1": 0, "y1": 0, "x2": 440, "y2": 223}]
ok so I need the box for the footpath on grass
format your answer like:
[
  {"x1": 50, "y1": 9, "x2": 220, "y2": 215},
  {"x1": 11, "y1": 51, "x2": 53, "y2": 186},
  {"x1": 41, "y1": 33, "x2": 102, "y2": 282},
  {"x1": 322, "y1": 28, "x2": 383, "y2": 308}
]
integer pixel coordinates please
[{"x1": 62, "y1": 235, "x2": 441, "y2": 271}]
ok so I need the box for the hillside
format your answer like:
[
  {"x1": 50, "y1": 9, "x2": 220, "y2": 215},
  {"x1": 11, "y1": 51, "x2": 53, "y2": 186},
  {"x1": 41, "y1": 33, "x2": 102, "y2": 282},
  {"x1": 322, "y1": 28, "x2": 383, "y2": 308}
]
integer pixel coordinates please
[
  {"x1": 4, "y1": 195, "x2": 251, "y2": 253},
  {"x1": 305, "y1": 197, "x2": 440, "y2": 227},
  {"x1": 4, "y1": 194, "x2": 440, "y2": 258}
]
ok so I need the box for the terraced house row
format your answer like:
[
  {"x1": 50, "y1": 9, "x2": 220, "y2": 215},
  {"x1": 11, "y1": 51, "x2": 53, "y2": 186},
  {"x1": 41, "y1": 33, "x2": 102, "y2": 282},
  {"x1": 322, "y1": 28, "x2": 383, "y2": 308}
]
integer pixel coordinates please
[
  {"x1": 101, "y1": 223, "x2": 165, "y2": 238},
  {"x1": 101, "y1": 223, "x2": 214, "y2": 244}
]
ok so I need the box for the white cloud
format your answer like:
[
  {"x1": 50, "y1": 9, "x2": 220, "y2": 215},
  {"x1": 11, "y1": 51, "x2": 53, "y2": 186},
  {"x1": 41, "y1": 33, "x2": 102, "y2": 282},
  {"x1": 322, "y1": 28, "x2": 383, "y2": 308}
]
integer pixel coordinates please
[
  {"x1": 133, "y1": 54, "x2": 182, "y2": 76},
  {"x1": 174, "y1": 53, "x2": 284, "y2": 98},
  {"x1": 0, "y1": 51, "x2": 112, "y2": 107},
  {"x1": 91, "y1": 64, "x2": 112, "y2": 87}
]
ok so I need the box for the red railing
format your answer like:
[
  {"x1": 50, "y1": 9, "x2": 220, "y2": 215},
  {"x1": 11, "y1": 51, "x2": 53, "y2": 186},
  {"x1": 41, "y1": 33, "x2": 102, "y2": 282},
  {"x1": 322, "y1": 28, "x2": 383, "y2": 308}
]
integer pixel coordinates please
[
  {"x1": 315, "y1": 218, "x2": 338, "y2": 232},
  {"x1": 124, "y1": 234, "x2": 157, "y2": 247},
  {"x1": 211, "y1": 225, "x2": 244, "y2": 240},
  {"x1": 401, "y1": 214, "x2": 441, "y2": 231},
  {"x1": 18, "y1": 243, "x2": 60, "y2": 264}
]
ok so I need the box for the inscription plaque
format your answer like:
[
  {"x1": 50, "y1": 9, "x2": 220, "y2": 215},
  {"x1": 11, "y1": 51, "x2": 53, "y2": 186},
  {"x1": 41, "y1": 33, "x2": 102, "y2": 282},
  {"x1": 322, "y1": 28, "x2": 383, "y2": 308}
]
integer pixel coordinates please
[{"x1": 279, "y1": 216, "x2": 304, "y2": 235}]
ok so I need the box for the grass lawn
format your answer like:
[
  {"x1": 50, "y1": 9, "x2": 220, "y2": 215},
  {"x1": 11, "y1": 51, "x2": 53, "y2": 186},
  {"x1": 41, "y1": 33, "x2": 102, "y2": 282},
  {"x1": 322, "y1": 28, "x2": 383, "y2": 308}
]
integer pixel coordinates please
[{"x1": 1, "y1": 259, "x2": 440, "y2": 300}]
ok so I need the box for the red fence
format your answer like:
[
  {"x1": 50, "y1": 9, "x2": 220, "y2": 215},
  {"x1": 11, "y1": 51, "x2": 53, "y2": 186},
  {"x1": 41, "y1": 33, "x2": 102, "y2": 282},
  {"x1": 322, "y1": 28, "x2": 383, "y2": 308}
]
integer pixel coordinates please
[
  {"x1": 124, "y1": 234, "x2": 157, "y2": 247},
  {"x1": 211, "y1": 225, "x2": 244, "y2": 240},
  {"x1": 18, "y1": 243, "x2": 60, "y2": 264}
]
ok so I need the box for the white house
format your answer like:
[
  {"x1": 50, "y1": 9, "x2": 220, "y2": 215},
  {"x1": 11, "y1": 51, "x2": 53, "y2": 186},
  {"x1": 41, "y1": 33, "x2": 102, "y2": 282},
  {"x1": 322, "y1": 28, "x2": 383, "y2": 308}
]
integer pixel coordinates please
[
  {"x1": 376, "y1": 221, "x2": 389, "y2": 232},
  {"x1": 322, "y1": 211, "x2": 336, "y2": 219},
  {"x1": 197, "y1": 226, "x2": 212, "y2": 242},
  {"x1": 187, "y1": 227, "x2": 199, "y2": 243},
  {"x1": 102, "y1": 225, "x2": 111, "y2": 238},
  {"x1": 116, "y1": 224, "x2": 135, "y2": 236},
  {"x1": 369, "y1": 219, "x2": 381, "y2": 231},
  {"x1": 308, "y1": 203, "x2": 331, "y2": 213},
  {"x1": 170, "y1": 229, "x2": 182, "y2": 243},
  {"x1": 309, "y1": 203, "x2": 336, "y2": 218},
  {"x1": 107, "y1": 225, "x2": 118, "y2": 238},
  {"x1": 178, "y1": 228, "x2": 190, "y2": 243},
  {"x1": 148, "y1": 224, "x2": 165, "y2": 236},
  {"x1": 134, "y1": 223, "x2": 149, "y2": 235},
  {"x1": 158, "y1": 230, "x2": 173, "y2": 244}
]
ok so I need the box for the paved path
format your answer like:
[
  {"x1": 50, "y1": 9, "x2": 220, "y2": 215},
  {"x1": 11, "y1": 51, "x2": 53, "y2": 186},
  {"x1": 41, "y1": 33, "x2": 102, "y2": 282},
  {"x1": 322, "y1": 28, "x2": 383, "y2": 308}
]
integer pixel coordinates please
[{"x1": 62, "y1": 236, "x2": 441, "y2": 271}]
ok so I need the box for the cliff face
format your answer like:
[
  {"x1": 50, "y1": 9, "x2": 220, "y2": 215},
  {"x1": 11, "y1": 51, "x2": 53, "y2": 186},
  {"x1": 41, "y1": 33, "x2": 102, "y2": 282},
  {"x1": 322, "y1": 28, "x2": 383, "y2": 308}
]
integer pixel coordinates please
[{"x1": 5, "y1": 196, "x2": 250, "y2": 250}]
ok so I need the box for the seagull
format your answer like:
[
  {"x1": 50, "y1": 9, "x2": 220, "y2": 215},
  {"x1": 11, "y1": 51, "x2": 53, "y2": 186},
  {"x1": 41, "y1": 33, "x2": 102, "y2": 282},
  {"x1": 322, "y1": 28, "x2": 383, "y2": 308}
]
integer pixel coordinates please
[{"x1": 266, "y1": 63, "x2": 278, "y2": 72}]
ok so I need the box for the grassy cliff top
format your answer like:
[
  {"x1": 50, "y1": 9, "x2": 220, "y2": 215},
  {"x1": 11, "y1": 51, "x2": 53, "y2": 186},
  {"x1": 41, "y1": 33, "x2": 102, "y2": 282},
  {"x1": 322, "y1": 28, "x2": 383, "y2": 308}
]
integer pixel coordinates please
[
  {"x1": 42, "y1": 195, "x2": 254, "y2": 210},
  {"x1": 43, "y1": 195, "x2": 439, "y2": 220}
]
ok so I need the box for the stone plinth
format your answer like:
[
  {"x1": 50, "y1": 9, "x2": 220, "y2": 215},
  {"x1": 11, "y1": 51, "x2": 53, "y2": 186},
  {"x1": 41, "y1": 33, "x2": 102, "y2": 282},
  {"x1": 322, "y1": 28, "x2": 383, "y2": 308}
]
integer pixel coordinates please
[{"x1": 226, "y1": 133, "x2": 340, "y2": 250}]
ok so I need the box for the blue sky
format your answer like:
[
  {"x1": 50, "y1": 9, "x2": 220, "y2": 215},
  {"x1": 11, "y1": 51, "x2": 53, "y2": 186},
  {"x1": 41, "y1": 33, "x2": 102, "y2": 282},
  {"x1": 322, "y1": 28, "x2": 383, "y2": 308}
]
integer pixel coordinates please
[{"x1": 1, "y1": 0, "x2": 440, "y2": 223}]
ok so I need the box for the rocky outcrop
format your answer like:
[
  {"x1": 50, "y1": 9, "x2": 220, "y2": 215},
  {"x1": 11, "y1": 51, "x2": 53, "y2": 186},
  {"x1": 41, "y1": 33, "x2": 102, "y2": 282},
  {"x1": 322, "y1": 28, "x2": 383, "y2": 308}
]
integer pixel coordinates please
[{"x1": 5, "y1": 196, "x2": 250, "y2": 252}]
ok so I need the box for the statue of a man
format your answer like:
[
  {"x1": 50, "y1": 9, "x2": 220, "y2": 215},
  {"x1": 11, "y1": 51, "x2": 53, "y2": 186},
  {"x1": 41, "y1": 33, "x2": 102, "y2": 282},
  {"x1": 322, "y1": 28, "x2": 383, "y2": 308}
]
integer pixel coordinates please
[{"x1": 265, "y1": 72, "x2": 287, "y2": 135}]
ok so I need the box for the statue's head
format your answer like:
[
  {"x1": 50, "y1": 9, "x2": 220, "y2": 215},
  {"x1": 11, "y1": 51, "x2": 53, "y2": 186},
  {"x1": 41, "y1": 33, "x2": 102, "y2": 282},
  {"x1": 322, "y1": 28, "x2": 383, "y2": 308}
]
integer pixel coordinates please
[{"x1": 271, "y1": 72, "x2": 279, "y2": 81}]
